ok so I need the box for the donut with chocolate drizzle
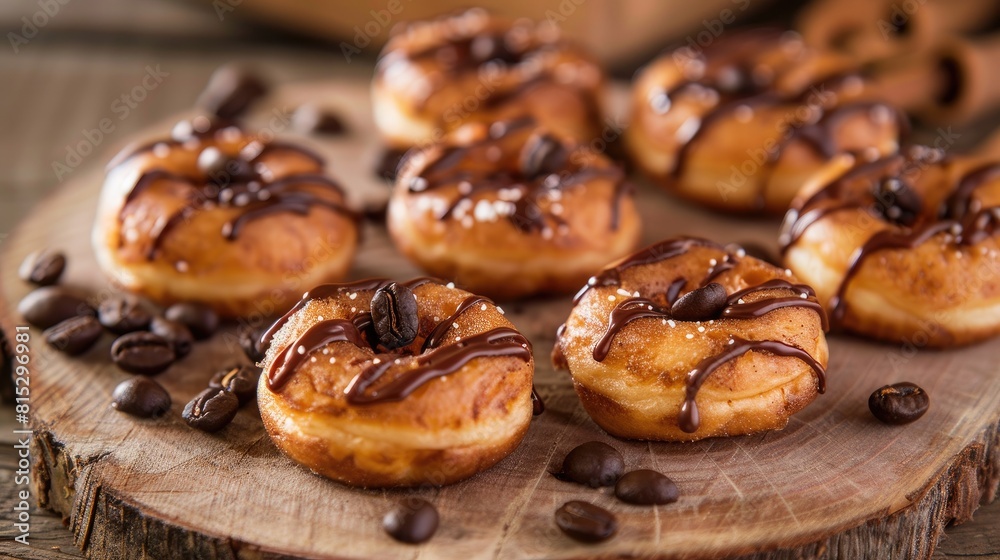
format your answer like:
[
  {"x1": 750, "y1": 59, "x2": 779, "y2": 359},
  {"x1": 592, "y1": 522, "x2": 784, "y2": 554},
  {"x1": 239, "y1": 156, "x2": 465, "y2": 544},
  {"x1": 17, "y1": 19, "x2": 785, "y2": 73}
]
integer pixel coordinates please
[
  {"x1": 626, "y1": 28, "x2": 908, "y2": 214},
  {"x1": 257, "y1": 277, "x2": 536, "y2": 487},
  {"x1": 91, "y1": 116, "x2": 360, "y2": 318},
  {"x1": 388, "y1": 117, "x2": 642, "y2": 300},
  {"x1": 554, "y1": 237, "x2": 829, "y2": 441},
  {"x1": 372, "y1": 8, "x2": 604, "y2": 147},
  {"x1": 780, "y1": 145, "x2": 1000, "y2": 347}
]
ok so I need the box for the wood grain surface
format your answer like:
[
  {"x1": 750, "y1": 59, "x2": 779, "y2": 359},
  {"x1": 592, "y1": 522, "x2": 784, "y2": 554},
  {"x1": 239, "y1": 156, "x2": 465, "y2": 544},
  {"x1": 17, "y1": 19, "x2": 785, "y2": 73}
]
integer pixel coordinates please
[{"x1": 0, "y1": 77, "x2": 998, "y2": 559}]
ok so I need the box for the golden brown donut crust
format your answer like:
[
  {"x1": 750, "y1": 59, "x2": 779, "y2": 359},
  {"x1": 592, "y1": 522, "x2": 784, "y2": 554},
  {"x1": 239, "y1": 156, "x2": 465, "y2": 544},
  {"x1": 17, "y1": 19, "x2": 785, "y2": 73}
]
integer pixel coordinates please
[
  {"x1": 92, "y1": 118, "x2": 359, "y2": 317},
  {"x1": 554, "y1": 238, "x2": 829, "y2": 442},
  {"x1": 388, "y1": 118, "x2": 641, "y2": 300},
  {"x1": 372, "y1": 8, "x2": 604, "y2": 147},
  {"x1": 258, "y1": 279, "x2": 534, "y2": 487},
  {"x1": 781, "y1": 147, "x2": 1000, "y2": 347},
  {"x1": 626, "y1": 29, "x2": 904, "y2": 214}
]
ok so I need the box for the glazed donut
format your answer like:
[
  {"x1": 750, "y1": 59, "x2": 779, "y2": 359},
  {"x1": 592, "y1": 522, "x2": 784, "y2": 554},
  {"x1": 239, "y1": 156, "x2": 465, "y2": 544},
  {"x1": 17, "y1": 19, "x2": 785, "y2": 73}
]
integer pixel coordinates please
[
  {"x1": 780, "y1": 146, "x2": 1000, "y2": 347},
  {"x1": 372, "y1": 8, "x2": 604, "y2": 148},
  {"x1": 92, "y1": 116, "x2": 359, "y2": 318},
  {"x1": 553, "y1": 237, "x2": 829, "y2": 441},
  {"x1": 257, "y1": 278, "x2": 535, "y2": 487},
  {"x1": 387, "y1": 117, "x2": 641, "y2": 300},
  {"x1": 626, "y1": 29, "x2": 907, "y2": 214}
]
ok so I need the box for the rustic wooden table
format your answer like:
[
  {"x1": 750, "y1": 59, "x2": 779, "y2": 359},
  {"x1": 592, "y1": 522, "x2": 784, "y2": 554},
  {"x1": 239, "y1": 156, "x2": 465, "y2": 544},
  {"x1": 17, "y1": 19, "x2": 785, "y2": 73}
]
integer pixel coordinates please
[{"x1": 0, "y1": 0, "x2": 997, "y2": 558}]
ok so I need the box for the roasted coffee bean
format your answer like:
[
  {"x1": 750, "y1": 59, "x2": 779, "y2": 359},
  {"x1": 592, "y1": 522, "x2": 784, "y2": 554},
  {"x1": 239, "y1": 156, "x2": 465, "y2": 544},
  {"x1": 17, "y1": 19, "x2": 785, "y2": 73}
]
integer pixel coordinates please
[
  {"x1": 196, "y1": 65, "x2": 268, "y2": 119},
  {"x1": 554, "y1": 501, "x2": 617, "y2": 543},
  {"x1": 371, "y1": 282, "x2": 419, "y2": 350},
  {"x1": 670, "y1": 282, "x2": 728, "y2": 321},
  {"x1": 111, "y1": 377, "x2": 171, "y2": 418},
  {"x1": 18, "y1": 287, "x2": 94, "y2": 329},
  {"x1": 558, "y1": 441, "x2": 624, "y2": 488},
  {"x1": 43, "y1": 315, "x2": 103, "y2": 356},
  {"x1": 873, "y1": 177, "x2": 922, "y2": 227},
  {"x1": 383, "y1": 498, "x2": 439, "y2": 544},
  {"x1": 164, "y1": 302, "x2": 219, "y2": 340},
  {"x1": 869, "y1": 382, "x2": 929, "y2": 425},
  {"x1": 292, "y1": 104, "x2": 347, "y2": 135},
  {"x1": 519, "y1": 133, "x2": 568, "y2": 179},
  {"x1": 209, "y1": 365, "x2": 260, "y2": 405},
  {"x1": 98, "y1": 295, "x2": 152, "y2": 335},
  {"x1": 19, "y1": 249, "x2": 66, "y2": 286},
  {"x1": 237, "y1": 325, "x2": 267, "y2": 363},
  {"x1": 149, "y1": 317, "x2": 195, "y2": 359},
  {"x1": 614, "y1": 470, "x2": 680, "y2": 505},
  {"x1": 111, "y1": 332, "x2": 176, "y2": 375},
  {"x1": 375, "y1": 148, "x2": 409, "y2": 183},
  {"x1": 183, "y1": 388, "x2": 239, "y2": 432}
]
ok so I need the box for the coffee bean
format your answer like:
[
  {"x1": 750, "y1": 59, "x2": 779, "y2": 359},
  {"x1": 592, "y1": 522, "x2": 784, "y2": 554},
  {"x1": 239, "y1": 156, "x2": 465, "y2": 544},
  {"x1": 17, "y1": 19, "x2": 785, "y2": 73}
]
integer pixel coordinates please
[
  {"x1": 614, "y1": 470, "x2": 680, "y2": 505},
  {"x1": 383, "y1": 498, "x2": 439, "y2": 544},
  {"x1": 869, "y1": 382, "x2": 929, "y2": 425},
  {"x1": 237, "y1": 325, "x2": 267, "y2": 363},
  {"x1": 209, "y1": 365, "x2": 260, "y2": 405},
  {"x1": 164, "y1": 303, "x2": 219, "y2": 340},
  {"x1": 149, "y1": 317, "x2": 195, "y2": 359},
  {"x1": 183, "y1": 388, "x2": 239, "y2": 432},
  {"x1": 98, "y1": 295, "x2": 152, "y2": 335},
  {"x1": 292, "y1": 104, "x2": 347, "y2": 135},
  {"x1": 19, "y1": 249, "x2": 66, "y2": 286},
  {"x1": 558, "y1": 441, "x2": 624, "y2": 488},
  {"x1": 43, "y1": 315, "x2": 103, "y2": 356},
  {"x1": 371, "y1": 282, "x2": 419, "y2": 350},
  {"x1": 18, "y1": 287, "x2": 94, "y2": 329},
  {"x1": 111, "y1": 377, "x2": 171, "y2": 418},
  {"x1": 197, "y1": 65, "x2": 268, "y2": 119},
  {"x1": 520, "y1": 132, "x2": 568, "y2": 179},
  {"x1": 670, "y1": 282, "x2": 728, "y2": 321},
  {"x1": 554, "y1": 501, "x2": 617, "y2": 543},
  {"x1": 111, "y1": 332, "x2": 176, "y2": 375}
]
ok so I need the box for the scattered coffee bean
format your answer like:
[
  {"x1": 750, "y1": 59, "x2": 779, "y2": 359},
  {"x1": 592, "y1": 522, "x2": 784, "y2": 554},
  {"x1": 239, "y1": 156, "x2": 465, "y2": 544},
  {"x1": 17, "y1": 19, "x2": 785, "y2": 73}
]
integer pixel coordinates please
[
  {"x1": 183, "y1": 388, "x2": 239, "y2": 432},
  {"x1": 209, "y1": 365, "x2": 260, "y2": 405},
  {"x1": 111, "y1": 332, "x2": 176, "y2": 375},
  {"x1": 614, "y1": 470, "x2": 680, "y2": 505},
  {"x1": 196, "y1": 65, "x2": 268, "y2": 119},
  {"x1": 18, "y1": 286, "x2": 94, "y2": 329},
  {"x1": 292, "y1": 104, "x2": 347, "y2": 135},
  {"x1": 558, "y1": 441, "x2": 624, "y2": 488},
  {"x1": 869, "y1": 382, "x2": 929, "y2": 425},
  {"x1": 19, "y1": 249, "x2": 66, "y2": 286},
  {"x1": 43, "y1": 315, "x2": 103, "y2": 356},
  {"x1": 554, "y1": 501, "x2": 617, "y2": 543},
  {"x1": 375, "y1": 148, "x2": 409, "y2": 183},
  {"x1": 98, "y1": 295, "x2": 152, "y2": 335},
  {"x1": 237, "y1": 325, "x2": 267, "y2": 363},
  {"x1": 383, "y1": 498, "x2": 439, "y2": 544},
  {"x1": 371, "y1": 282, "x2": 419, "y2": 350},
  {"x1": 164, "y1": 302, "x2": 219, "y2": 340},
  {"x1": 670, "y1": 282, "x2": 728, "y2": 321},
  {"x1": 520, "y1": 132, "x2": 568, "y2": 179},
  {"x1": 112, "y1": 377, "x2": 171, "y2": 418},
  {"x1": 149, "y1": 316, "x2": 195, "y2": 359}
]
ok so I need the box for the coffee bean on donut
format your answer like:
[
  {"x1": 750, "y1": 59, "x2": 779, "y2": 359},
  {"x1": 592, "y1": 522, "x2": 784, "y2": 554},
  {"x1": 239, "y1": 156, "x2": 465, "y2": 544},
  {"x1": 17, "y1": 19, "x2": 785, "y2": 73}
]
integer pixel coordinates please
[
  {"x1": 371, "y1": 282, "x2": 419, "y2": 350},
  {"x1": 554, "y1": 501, "x2": 617, "y2": 543},
  {"x1": 670, "y1": 282, "x2": 728, "y2": 321}
]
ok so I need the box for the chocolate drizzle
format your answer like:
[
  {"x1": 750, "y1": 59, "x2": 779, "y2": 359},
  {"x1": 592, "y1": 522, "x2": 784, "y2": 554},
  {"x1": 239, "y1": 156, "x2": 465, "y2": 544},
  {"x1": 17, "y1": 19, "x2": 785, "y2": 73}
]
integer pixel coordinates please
[
  {"x1": 111, "y1": 118, "x2": 355, "y2": 260},
  {"x1": 421, "y1": 295, "x2": 492, "y2": 351},
  {"x1": 267, "y1": 319, "x2": 367, "y2": 391}
]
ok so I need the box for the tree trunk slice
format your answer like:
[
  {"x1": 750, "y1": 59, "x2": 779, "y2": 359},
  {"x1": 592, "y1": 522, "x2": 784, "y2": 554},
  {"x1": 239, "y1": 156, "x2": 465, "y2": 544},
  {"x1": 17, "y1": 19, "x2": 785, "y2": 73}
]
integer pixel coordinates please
[{"x1": 1, "y1": 80, "x2": 998, "y2": 560}]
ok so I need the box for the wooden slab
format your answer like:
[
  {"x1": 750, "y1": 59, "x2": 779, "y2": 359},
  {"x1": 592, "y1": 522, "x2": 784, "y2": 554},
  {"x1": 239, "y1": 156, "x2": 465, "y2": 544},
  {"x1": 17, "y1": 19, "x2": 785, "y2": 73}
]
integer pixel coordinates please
[{"x1": 1, "y1": 79, "x2": 999, "y2": 560}]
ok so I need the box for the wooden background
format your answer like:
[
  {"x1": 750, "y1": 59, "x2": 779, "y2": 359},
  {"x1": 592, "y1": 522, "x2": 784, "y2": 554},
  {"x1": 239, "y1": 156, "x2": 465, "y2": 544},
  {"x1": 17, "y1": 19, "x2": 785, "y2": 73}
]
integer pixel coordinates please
[{"x1": 0, "y1": 0, "x2": 998, "y2": 558}]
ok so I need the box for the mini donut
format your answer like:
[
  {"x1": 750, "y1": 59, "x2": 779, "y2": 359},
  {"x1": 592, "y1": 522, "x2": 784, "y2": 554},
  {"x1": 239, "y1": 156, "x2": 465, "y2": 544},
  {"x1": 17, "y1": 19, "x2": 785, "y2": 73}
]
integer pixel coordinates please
[
  {"x1": 257, "y1": 278, "x2": 535, "y2": 487},
  {"x1": 92, "y1": 116, "x2": 359, "y2": 318},
  {"x1": 372, "y1": 8, "x2": 604, "y2": 148},
  {"x1": 553, "y1": 237, "x2": 829, "y2": 441},
  {"x1": 780, "y1": 146, "x2": 1000, "y2": 347},
  {"x1": 626, "y1": 29, "x2": 907, "y2": 214},
  {"x1": 387, "y1": 117, "x2": 641, "y2": 300}
]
